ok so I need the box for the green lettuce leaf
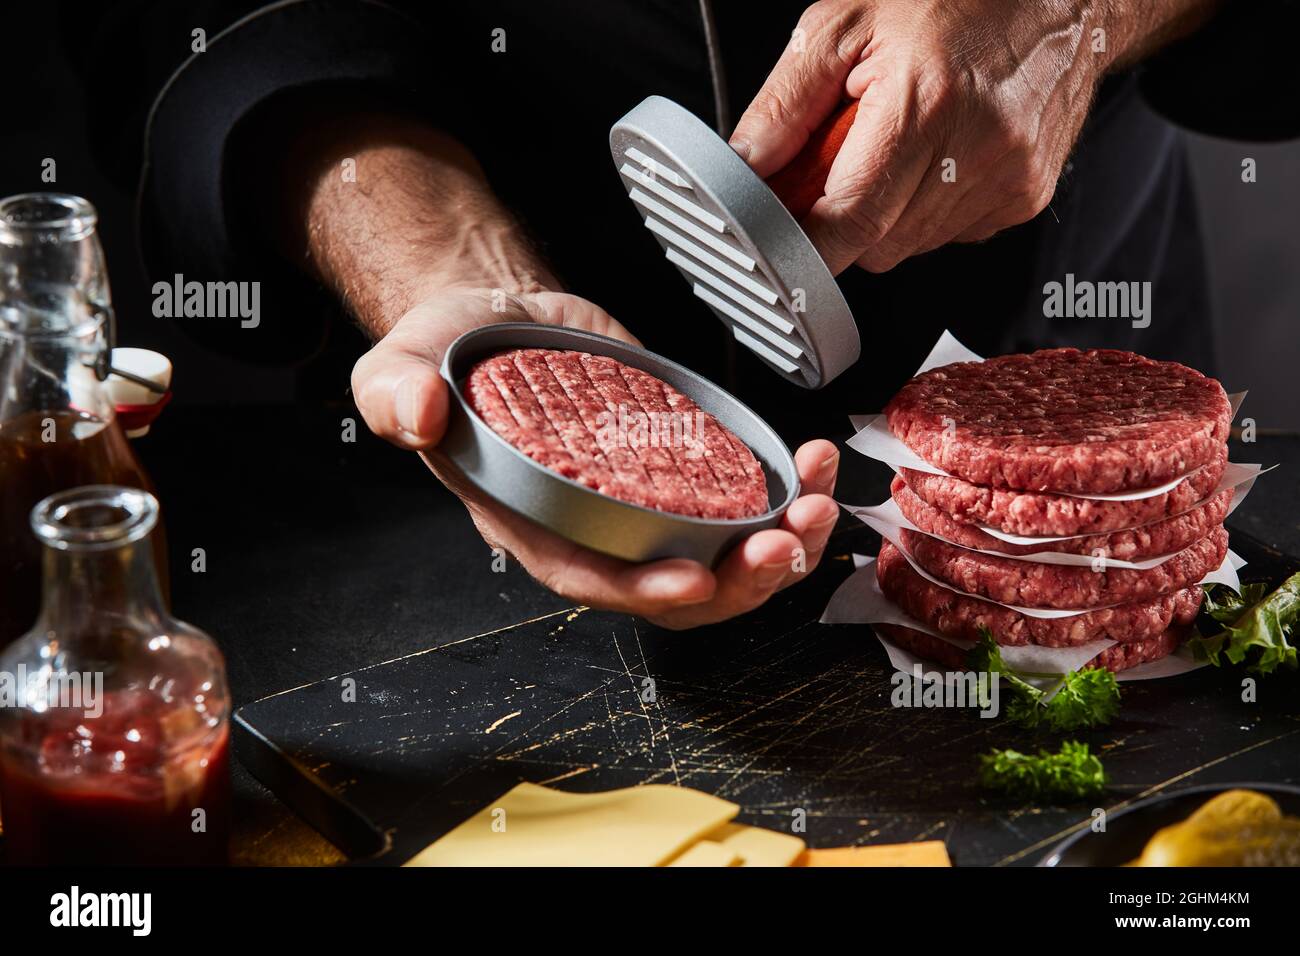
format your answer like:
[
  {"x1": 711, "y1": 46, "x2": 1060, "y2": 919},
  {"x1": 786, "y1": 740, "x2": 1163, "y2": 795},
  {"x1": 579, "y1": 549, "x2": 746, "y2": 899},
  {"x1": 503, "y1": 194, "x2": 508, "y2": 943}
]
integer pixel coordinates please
[
  {"x1": 1188, "y1": 573, "x2": 1300, "y2": 674},
  {"x1": 1201, "y1": 582, "x2": 1269, "y2": 627}
]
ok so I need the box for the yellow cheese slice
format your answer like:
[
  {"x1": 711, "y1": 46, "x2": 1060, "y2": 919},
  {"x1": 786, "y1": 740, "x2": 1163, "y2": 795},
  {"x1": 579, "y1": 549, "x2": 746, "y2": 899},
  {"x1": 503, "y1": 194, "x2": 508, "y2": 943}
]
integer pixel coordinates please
[
  {"x1": 796, "y1": 841, "x2": 951, "y2": 867},
  {"x1": 707, "y1": 822, "x2": 806, "y2": 867},
  {"x1": 665, "y1": 840, "x2": 742, "y2": 867},
  {"x1": 403, "y1": 782, "x2": 739, "y2": 867}
]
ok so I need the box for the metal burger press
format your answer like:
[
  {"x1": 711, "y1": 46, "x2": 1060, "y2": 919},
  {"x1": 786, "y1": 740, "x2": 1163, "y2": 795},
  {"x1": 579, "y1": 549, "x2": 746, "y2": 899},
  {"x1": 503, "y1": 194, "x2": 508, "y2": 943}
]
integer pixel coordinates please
[{"x1": 437, "y1": 96, "x2": 861, "y2": 565}]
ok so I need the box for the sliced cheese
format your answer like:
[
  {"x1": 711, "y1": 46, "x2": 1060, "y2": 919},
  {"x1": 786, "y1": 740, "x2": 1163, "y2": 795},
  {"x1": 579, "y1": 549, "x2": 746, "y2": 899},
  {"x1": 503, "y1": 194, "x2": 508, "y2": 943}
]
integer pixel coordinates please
[
  {"x1": 796, "y1": 841, "x2": 951, "y2": 867},
  {"x1": 708, "y1": 822, "x2": 806, "y2": 867},
  {"x1": 403, "y1": 782, "x2": 739, "y2": 867},
  {"x1": 665, "y1": 841, "x2": 742, "y2": 867}
]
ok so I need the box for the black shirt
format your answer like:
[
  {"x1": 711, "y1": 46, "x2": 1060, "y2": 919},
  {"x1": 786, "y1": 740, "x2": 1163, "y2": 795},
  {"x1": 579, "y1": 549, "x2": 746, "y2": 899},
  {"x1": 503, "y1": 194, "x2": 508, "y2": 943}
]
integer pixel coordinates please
[{"x1": 70, "y1": 0, "x2": 1300, "y2": 422}]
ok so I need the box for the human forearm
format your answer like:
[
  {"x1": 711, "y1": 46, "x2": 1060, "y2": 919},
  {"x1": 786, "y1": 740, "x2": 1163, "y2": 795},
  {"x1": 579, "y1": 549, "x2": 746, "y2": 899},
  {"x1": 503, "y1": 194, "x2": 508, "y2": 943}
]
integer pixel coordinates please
[
  {"x1": 281, "y1": 113, "x2": 558, "y2": 338},
  {"x1": 730, "y1": 0, "x2": 1227, "y2": 274},
  {"x1": 1097, "y1": 0, "x2": 1222, "y2": 72}
]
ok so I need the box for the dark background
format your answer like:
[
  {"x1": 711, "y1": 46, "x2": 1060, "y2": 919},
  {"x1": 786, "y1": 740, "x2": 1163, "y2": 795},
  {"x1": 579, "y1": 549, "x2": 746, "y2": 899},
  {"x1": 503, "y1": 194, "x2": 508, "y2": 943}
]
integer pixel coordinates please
[
  {"x1": 7, "y1": 1, "x2": 1299, "y2": 426},
  {"x1": 5, "y1": 1, "x2": 1298, "y2": 868}
]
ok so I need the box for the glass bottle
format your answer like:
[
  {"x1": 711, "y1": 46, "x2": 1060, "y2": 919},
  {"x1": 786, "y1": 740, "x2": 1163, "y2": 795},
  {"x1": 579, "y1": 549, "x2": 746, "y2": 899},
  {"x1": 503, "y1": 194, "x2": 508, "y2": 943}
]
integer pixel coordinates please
[
  {"x1": 0, "y1": 193, "x2": 166, "y2": 645},
  {"x1": 0, "y1": 485, "x2": 230, "y2": 865}
]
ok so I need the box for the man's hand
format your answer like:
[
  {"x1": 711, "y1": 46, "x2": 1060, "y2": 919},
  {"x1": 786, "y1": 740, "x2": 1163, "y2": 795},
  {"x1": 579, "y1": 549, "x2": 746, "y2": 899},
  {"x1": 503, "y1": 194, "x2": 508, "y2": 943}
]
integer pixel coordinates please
[
  {"x1": 436, "y1": 434, "x2": 840, "y2": 631},
  {"x1": 351, "y1": 286, "x2": 841, "y2": 630},
  {"x1": 731, "y1": 0, "x2": 1217, "y2": 274}
]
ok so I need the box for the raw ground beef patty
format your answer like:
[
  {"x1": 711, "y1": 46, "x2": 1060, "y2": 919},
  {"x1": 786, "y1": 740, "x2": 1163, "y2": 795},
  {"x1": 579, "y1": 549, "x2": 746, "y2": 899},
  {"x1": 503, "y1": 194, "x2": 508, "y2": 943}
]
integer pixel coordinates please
[
  {"x1": 873, "y1": 622, "x2": 1185, "y2": 675},
  {"x1": 899, "y1": 524, "x2": 1227, "y2": 609},
  {"x1": 899, "y1": 443, "x2": 1228, "y2": 537},
  {"x1": 464, "y1": 348, "x2": 769, "y2": 519},
  {"x1": 875, "y1": 541, "x2": 1204, "y2": 647},
  {"x1": 891, "y1": 475, "x2": 1234, "y2": 561},
  {"x1": 884, "y1": 348, "x2": 1231, "y2": 494}
]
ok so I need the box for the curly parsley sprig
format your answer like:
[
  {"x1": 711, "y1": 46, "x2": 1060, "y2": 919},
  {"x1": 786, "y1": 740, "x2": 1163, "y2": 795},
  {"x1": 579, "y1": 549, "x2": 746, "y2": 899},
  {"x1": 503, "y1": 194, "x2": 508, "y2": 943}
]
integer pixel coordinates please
[
  {"x1": 967, "y1": 627, "x2": 1121, "y2": 731},
  {"x1": 979, "y1": 741, "x2": 1107, "y2": 801}
]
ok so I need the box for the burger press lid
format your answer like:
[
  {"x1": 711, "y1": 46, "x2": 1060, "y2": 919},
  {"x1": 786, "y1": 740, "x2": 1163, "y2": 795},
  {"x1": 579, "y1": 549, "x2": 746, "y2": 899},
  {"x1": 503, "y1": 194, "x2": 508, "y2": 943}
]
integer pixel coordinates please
[{"x1": 610, "y1": 95, "x2": 861, "y2": 389}]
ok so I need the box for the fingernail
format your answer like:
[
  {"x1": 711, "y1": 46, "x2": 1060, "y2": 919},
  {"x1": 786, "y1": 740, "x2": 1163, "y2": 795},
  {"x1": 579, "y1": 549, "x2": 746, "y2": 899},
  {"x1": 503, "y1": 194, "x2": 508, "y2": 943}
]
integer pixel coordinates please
[
  {"x1": 676, "y1": 588, "x2": 714, "y2": 607},
  {"x1": 817, "y1": 451, "x2": 840, "y2": 478},
  {"x1": 812, "y1": 509, "x2": 839, "y2": 532},
  {"x1": 645, "y1": 568, "x2": 713, "y2": 605},
  {"x1": 730, "y1": 139, "x2": 752, "y2": 163},
  {"x1": 394, "y1": 377, "x2": 421, "y2": 438},
  {"x1": 756, "y1": 559, "x2": 787, "y2": 588}
]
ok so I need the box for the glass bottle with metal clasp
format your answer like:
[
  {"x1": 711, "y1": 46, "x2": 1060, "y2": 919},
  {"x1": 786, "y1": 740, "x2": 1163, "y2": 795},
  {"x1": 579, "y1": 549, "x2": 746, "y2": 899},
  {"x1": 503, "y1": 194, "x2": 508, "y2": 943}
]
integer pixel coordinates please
[{"x1": 0, "y1": 193, "x2": 168, "y2": 646}]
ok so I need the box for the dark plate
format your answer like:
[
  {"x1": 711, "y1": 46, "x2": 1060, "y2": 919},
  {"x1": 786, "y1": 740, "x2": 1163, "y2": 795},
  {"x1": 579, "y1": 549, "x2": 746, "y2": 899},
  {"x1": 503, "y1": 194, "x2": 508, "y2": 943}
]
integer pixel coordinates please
[{"x1": 1039, "y1": 782, "x2": 1300, "y2": 866}]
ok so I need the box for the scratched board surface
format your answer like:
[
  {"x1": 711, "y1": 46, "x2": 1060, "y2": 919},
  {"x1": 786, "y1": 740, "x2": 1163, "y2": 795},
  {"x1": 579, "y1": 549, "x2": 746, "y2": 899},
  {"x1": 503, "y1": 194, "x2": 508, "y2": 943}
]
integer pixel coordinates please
[{"x1": 235, "y1": 526, "x2": 1300, "y2": 867}]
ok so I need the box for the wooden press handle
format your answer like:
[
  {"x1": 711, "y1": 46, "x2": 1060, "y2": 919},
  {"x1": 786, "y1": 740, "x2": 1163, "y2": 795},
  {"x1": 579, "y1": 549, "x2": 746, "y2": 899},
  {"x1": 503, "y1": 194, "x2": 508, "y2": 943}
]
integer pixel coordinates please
[{"x1": 765, "y1": 100, "x2": 859, "y2": 220}]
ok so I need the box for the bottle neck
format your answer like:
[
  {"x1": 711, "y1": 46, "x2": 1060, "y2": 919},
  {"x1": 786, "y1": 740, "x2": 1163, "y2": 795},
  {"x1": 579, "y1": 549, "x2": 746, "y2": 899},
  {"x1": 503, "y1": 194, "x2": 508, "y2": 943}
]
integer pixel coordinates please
[
  {"x1": 37, "y1": 530, "x2": 167, "y2": 636},
  {"x1": 1, "y1": 192, "x2": 114, "y2": 423},
  {"x1": 0, "y1": 314, "x2": 113, "y2": 424}
]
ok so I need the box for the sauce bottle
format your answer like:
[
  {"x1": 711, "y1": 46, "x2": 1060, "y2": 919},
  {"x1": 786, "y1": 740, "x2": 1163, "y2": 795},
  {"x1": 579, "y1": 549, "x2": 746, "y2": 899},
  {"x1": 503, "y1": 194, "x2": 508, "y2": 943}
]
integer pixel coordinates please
[
  {"x1": 0, "y1": 193, "x2": 167, "y2": 645},
  {"x1": 0, "y1": 486, "x2": 230, "y2": 865}
]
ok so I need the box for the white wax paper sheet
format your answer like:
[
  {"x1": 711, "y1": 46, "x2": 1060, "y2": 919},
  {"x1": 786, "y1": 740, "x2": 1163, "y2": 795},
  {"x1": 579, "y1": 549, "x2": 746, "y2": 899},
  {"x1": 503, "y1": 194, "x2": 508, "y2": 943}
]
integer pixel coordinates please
[{"x1": 821, "y1": 555, "x2": 1213, "y2": 690}]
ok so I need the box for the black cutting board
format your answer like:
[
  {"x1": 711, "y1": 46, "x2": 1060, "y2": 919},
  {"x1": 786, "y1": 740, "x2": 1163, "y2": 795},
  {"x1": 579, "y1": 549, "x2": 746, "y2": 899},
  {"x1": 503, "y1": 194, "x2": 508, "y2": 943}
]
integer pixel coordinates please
[{"x1": 234, "y1": 526, "x2": 1300, "y2": 866}]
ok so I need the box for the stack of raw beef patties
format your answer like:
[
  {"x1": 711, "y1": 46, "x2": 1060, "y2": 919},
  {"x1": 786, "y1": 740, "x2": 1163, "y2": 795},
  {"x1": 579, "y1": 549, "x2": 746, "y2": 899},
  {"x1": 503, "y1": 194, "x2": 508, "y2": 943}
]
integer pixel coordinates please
[{"x1": 875, "y1": 348, "x2": 1234, "y2": 674}]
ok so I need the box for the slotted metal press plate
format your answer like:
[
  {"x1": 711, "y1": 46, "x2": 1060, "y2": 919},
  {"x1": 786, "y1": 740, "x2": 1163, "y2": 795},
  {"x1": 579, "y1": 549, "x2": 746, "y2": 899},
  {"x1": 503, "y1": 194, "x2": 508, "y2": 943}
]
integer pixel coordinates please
[{"x1": 610, "y1": 96, "x2": 859, "y2": 389}]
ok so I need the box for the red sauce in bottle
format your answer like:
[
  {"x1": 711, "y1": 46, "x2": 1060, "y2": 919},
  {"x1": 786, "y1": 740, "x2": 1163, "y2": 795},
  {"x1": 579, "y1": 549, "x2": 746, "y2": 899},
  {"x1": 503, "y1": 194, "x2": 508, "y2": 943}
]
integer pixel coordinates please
[{"x1": 0, "y1": 689, "x2": 230, "y2": 866}]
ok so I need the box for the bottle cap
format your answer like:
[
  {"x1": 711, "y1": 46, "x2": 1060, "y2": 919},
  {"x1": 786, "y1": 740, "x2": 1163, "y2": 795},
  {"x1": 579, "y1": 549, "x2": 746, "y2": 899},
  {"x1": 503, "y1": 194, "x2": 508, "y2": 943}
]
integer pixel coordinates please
[{"x1": 106, "y1": 347, "x2": 172, "y2": 438}]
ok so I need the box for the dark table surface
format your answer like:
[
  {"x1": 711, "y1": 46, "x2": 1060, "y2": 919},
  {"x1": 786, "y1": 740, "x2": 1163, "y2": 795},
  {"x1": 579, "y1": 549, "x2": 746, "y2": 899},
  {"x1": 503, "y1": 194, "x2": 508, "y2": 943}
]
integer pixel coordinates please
[{"x1": 138, "y1": 404, "x2": 1299, "y2": 866}]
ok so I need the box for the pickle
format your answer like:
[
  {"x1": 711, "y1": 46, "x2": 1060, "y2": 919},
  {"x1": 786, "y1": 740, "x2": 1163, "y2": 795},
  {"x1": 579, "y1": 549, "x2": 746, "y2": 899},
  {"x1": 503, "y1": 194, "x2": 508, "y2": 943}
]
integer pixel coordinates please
[{"x1": 1130, "y1": 789, "x2": 1300, "y2": 866}]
